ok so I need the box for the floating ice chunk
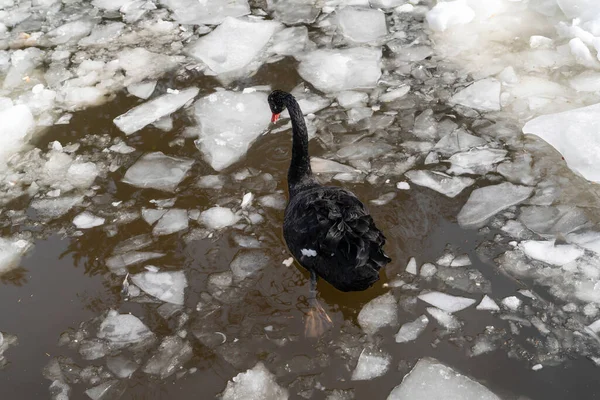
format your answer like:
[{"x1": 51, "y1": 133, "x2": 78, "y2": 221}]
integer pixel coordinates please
[
  {"x1": 200, "y1": 207, "x2": 240, "y2": 229},
  {"x1": 106, "y1": 251, "x2": 165, "y2": 273},
  {"x1": 230, "y1": 250, "x2": 271, "y2": 281},
  {"x1": 447, "y1": 148, "x2": 507, "y2": 175},
  {"x1": 47, "y1": 19, "x2": 94, "y2": 45},
  {"x1": 109, "y1": 142, "x2": 135, "y2": 154},
  {"x1": 241, "y1": 192, "x2": 254, "y2": 209},
  {"x1": 92, "y1": 0, "x2": 130, "y2": 10},
  {"x1": 434, "y1": 130, "x2": 487, "y2": 156},
  {"x1": 427, "y1": 307, "x2": 461, "y2": 330},
  {"x1": 0, "y1": 237, "x2": 31, "y2": 276},
  {"x1": 79, "y1": 22, "x2": 124, "y2": 47},
  {"x1": 73, "y1": 212, "x2": 105, "y2": 229},
  {"x1": 387, "y1": 358, "x2": 501, "y2": 400},
  {"x1": 420, "y1": 263, "x2": 437, "y2": 278},
  {"x1": 186, "y1": 17, "x2": 281, "y2": 76},
  {"x1": 221, "y1": 362, "x2": 288, "y2": 400},
  {"x1": 142, "y1": 209, "x2": 167, "y2": 226},
  {"x1": 85, "y1": 380, "x2": 125, "y2": 400},
  {"x1": 153, "y1": 209, "x2": 188, "y2": 236},
  {"x1": 370, "y1": 192, "x2": 396, "y2": 206},
  {"x1": 396, "y1": 182, "x2": 410, "y2": 190},
  {"x1": 450, "y1": 79, "x2": 501, "y2": 112},
  {"x1": 311, "y1": 157, "x2": 357, "y2": 174},
  {"x1": 457, "y1": 183, "x2": 533, "y2": 228},
  {"x1": 0, "y1": 104, "x2": 34, "y2": 168},
  {"x1": 59, "y1": 87, "x2": 107, "y2": 110},
  {"x1": 395, "y1": 315, "x2": 428, "y2": 343},
  {"x1": 118, "y1": 48, "x2": 183, "y2": 85},
  {"x1": 259, "y1": 194, "x2": 286, "y2": 210},
  {"x1": 520, "y1": 240, "x2": 584, "y2": 266},
  {"x1": 476, "y1": 295, "x2": 499, "y2": 311},
  {"x1": 471, "y1": 337, "x2": 496, "y2": 357},
  {"x1": 79, "y1": 339, "x2": 108, "y2": 360},
  {"x1": 143, "y1": 336, "x2": 193, "y2": 379},
  {"x1": 523, "y1": 103, "x2": 600, "y2": 182},
  {"x1": 114, "y1": 88, "x2": 198, "y2": 135},
  {"x1": 405, "y1": 170, "x2": 474, "y2": 198},
  {"x1": 405, "y1": 257, "x2": 418, "y2": 275},
  {"x1": 268, "y1": 0, "x2": 320, "y2": 24},
  {"x1": 426, "y1": 0, "x2": 475, "y2": 32},
  {"x1": 501, "y1": 296, "x2": 522, "y2": 311},
  {"x1": 298, "y1": 48, "x2": 382, "y2": 93},
  {"x1": 159, "y1": 0, "x2": 250, "y2": 25},
  {"x1": 67, "y1": 162, "x2": 99, "y2": 189},
  {"x1": 191, "y1": 91, "x2": 271, "y2": 171},
  {"x1": 30, "y1": 195, "x2": 84, "y2": 219},
  {"x1": 567, "y1": 231, "x2": 600, "y2": 255},
  {"x1": 106, "y1": 355, "x2": 139, "y2": 379},
  {"x1": 197, "y1": 175, "x2": 226, "y2": 190},
  {"x1": 97, "y1": 311, "x2": 154, "y2": 344},
  {"x1": 270, "y1": 26, "x2": 311, "y2": 56},
  {"x1": 126, "y1": 81, "x2": 157, "y2": 100},
  {"x1": 131, "y1": 270, "x2": 187, "y2": 305},
  {"x1": 336, "y1": 7, "x2": 387, "y2": 43},
  {"x1": 418, "y1": 292, "x2": 476, "y2": 313},
  {"x1": 379, "y1": 86, "x2": 410, "y2": 102},
  {"x1": 122, "y1": 152, "x2": 194, "y2": 192},
  {"x1": 358, "y1": 292, "x2": 398, "y2": 335},
  {"x1": 336, "y1": 91, "x2": 368, "y2": 108},
  {"x1": 352, "y1": 349, "x2": 391, "y2": 380}
]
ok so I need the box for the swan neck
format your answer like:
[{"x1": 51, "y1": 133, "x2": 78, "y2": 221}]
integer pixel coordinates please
[{"x1": 286, "y1": 95, "x2": 312, "y2": 191}]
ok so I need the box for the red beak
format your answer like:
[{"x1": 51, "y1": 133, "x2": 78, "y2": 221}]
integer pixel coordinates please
[{"x1": 271, "y1": 113, "x2": 280, "y2": 123}]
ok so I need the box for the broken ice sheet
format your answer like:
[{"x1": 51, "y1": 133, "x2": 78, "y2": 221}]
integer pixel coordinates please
[
  {"x1": 297, "y1": 48, "x2": 382, "y2": 93},
  {"x1": 152, "y1": 209, "x2": 188, "y2": 236},
  {"x1": 351, "y1": 348, "x2": 391, "y2": 380},
  {"x1": 418, "y1": 291, "x2": 476, "y2": 313},
  {"x1": 106, "y1": 251, "x2": 165, "y2": 274},
  {"x1": 358, "y1": 292, "x2": 398, "y2": 335},
  {"x1": 113, "y1": 88, "x2": 199, "y2": 135},
  {"x1": 405, "y1": 170, "x2": 474, "y2": 198},
  {"x1": 450, "y1": 78, "x2": 501, "y2": 112},
  {"x1": 191, "y1": 90, "x2": 271, "y2": 171},
  {"x1": 387, "y1": 358, "x2": 501, "y2": 400},
  {"x1": 520, "y1": 240, "x2": 584, "y2": 266},
  {"x1": 426, "y1": 307, "x2": 461, "y2": 330},
  {"x1": 200, "y1": 206, "x2": 240, "y2": 230},
  {"x1": 97, "y1": 310, "x2": 154, "y2": 345},
  {"x1": 268, "y1": 0, "x2": 320, "y2": 25},
  {"x1": 159, "y1": 0, "x2": 250, "y2": 25},
  {"x1": 30, "y1": 195, "x2": 84, "y2": 220},
  {"x1": 0, "y1": 237, "x2": 32, "y2": 276},
  {"x1": 131, "y1": 270, "x2": 187, "y2": 305},
  {"x1": 457, "y1": 182, "x2": 533, "y2": 228},
  {"x1": 434, "y1": 129, "x2": 487, "y2": 156},
  {"x1": 186, "y1": 17, "x2": 281, "y2": 78},
  {"x1": 447, "y1": 148, "x2": 507, "y2": 175},
  {"x1": 143, "y1": 336, "x2": 193, "y2": 379},
  {"x1": 122, "y1": 152, "x2": 194, "y2": 192},
  {"x1": 395, "y1": 315, "x2": 428, "y2": 343},
  {"x1": 222, "y1": 362, "x2": 288, "y2": 400},
  {"x1": 335, "y1": 7, "x2": 388, "y2": 43},
  {"x1": 73, "y1": 212, "x2": 105, "y2": 229}
]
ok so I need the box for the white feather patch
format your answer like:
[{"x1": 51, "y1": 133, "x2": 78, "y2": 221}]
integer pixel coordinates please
[{"x1": 301, "y1": 248, "x2": 317, "y2": 257}]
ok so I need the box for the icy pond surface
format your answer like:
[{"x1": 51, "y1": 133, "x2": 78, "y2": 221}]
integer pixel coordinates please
[{"x1": 2, "y1": 0, "x2": 600, "y2": 399}]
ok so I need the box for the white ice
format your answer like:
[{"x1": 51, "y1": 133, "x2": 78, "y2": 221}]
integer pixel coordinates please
[
  {"x1": 131, "y1": 270, "x2": 187, "y2": 305},
  {"x1": 425, "y1": 0, "x2": 475, "y2": 32},
  {"x1": 186, "y1": 17, "x2": 281, "y2": 77},
  {"x1": 447, "y1": 148, "x2": 507, "y2": 175},
  {"x1": 434, "y1": 130, "x2": 487, "y2": 156},
  {"x1": 126, "y1": 81, "x2": 157, "y2": 100},
  {"x1": 501, "y1": 296, "x2": 522, "y2": 311},
  {"x1": 297, "y1": 48, "x2": 382, "y2": 93},
  {"x1": 159, "y1": 0, "x2": 250, "y2": 25},
  {"x1": 387, "y1": 358, "x2": 501, "y2": 400},
  {"x1": 191, "y1": 91, "x2": 271, "y2": 171},
  {"x1": 395, "y1": 315, "x2": 429, "y2": 343},
  {"x1": 476, "y1": 295, "x2": 500, "y2": 311},
  {"x1": 152, "y1": 209, "x2": 188, "y2": 236},
  {"x1": 105, "y1": 251, "x2": 165, "y2": 274},
  {"x1": 351, "y1": 349, "x2": 391, "y2": 380},
  {"x1": 450, "y1": 79, "x2": 501, "y2": 112},
  {"x1": 380, "y1": 86, "x2": 410, "y2": 103},
  {"x1": 106, "y1": 355, "x2": 139, "y2": 379},
  {"x1": 0, "y1": 104, "x2": 34, "y2": 169},
  {"x1": 418, "y1": 291, "x2": 476, "y2": 313},
  {"x1": 221, "y1": 362, "x2": 288, "y2": 400},
  {"x1": 200, "y1": 207, "x2": 240, "y2": 230},
  {"x1": 335, "y1": 7, "x2": 387, "y2": 43},
  {"x1": 523, "y1": 103, "x2": 600, "y2": 183},
  {"x1": 0, "y1": 237, "x2": 31, "y2": 276},
  {"x1": 520, "y1": 240, "x2": 584, "y2": 266},
  {"x1": 426, "y1": 307, "x2": 461, "y2": 330},
  {"x1": 405, "y1": 170, "x2": 474, "y2": 198},
  {"x1": 143, "y1": 335, "x2": 193, "y2": 379},
  {"x1": 457, "y1": 182, "x2": 534, "y2": 228},
  {"x1": 73, "y1": 212, "x2": 105, "y2": 229},
  {"x1": 113, "y1": 88, "x2": 198, "y2": 135},
  {"x1": 358, "y1": 292, "x2": 398, "y2": 335},
  {"x1": 97, "y1": 311, "x2": 154, "y2": 344},
  {"x1": 405, "y1": 257, "x2": 418, "y2": 275},
  {"x1": 122, "y1": 152, "x2": 194, "y2": 192},
  {"x1": 420, "y1": 263, "x2": 437, "y2": 278},
  {"x1": 30, "y1": 195, "x2": 84, "y2": 219}
]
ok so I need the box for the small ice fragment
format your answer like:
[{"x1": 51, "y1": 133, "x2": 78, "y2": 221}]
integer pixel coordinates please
[
  {"x1": 501, "y1": 296, "x2": 522, "y2": 311},
  {"x1": 380, "y1": 86, "x2": 410, "y2": 102},
  {"x1": 336, "y1": 7, "x2": 387, "y2": 43},
  {"x1": 241, "y1": 192, "x2": 254, "y2": 209},
  {"x1": 405, "y1": 170, "x2": 474, "y2": 198},
  {"x1": 405, "y1": 257, "x2": 418, "y2": 275},
  {"x1": 73, "y1": 212, "x2": 105, "y2": 229},
  {"x1": 143, "y1": 336, "x2": 193, "y2": 379},
  {"x1": 131, "y1": 271, "x2": 187, "y2": 305},
  {"x1": 122, "y1": 152, "x2": 194, "y2": 192},
  {"x1": 532, "y1": 364, "x2": 543, "y2": 371},
  {"x1": 221, "y1": 362, "x2": 288, "y2": 400},
  {"x1": 425, "y1": 0, "x2": 475, "y2": 32},
  {"x1": 200, "y1": 207, "x2": 240, "y2": 230},
  {"x1": 358, "y1": 292, "x2": 398, "y2": 335},
  {"x1": 420, "y1": 263, "x2": 437, "y2": 278},
  {"x1": 396, "y1": 182, "x2": 410, "y2": 190},
  {"x1": 106, "y1": 355, "x2": 139, "y2": 379},
  {"x1": 126, "y1": 81, "x2": 157, "y2": 100},
  {"x1": 152, "y1": 209, "x2": 188, "y2": 236},
  {"x1": 450, "y1": 254, "x2": 471, "y2": 267},
  {"x1": 529, "y1": 36, "x2": 553, "y2": 49},
  {"x1": 395, "y1": 315, "x2": 428, "y2": 343},
  {"x1": 418, "y1": 292, "x2": 476, "y2": 313},
  {"x1": 351, "y1": 349, "x2": 391, "y2": 380},
  {"x1": 109, "y1": 142, "x2": 136, "y2": 154},
  {"x1": 258, "y1": 194, "x2": 286, "y2": 210},
  {"x1": 426, "y1": 307, "x2": 461, "y2": 330},
  {"x1": 282, "y1": 257, "x2": 294, "y2": 267},
  {"x1": 450, "y1": 79, "x2": 501, "y2": 112},
  {"x1": 476, "y1": 295, "x2": 500, "y2": 311},
  {"x1": 97, "y1": 311, "x2": 154, "y2": 344},
  {"x1": 230, "y1": 250, "x2": 271, "y2": 281},
  {"x1": 301, "y1": 248, "x2": 317, "y2": 257}
]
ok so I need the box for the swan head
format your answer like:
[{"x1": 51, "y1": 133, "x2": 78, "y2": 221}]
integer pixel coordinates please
[{"x1": 268, "y1": 89, "x2": 289, "y2": 123}]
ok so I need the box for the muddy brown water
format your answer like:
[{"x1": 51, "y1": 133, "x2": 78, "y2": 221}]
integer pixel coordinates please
[{"x1": 1, "y1": 61, "x2": 600, "y2": 400}]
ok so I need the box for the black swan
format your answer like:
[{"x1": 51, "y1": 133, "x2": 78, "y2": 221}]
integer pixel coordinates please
[{"x1": 268, "y1": 90, "x2": 392, "y2": 337}]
